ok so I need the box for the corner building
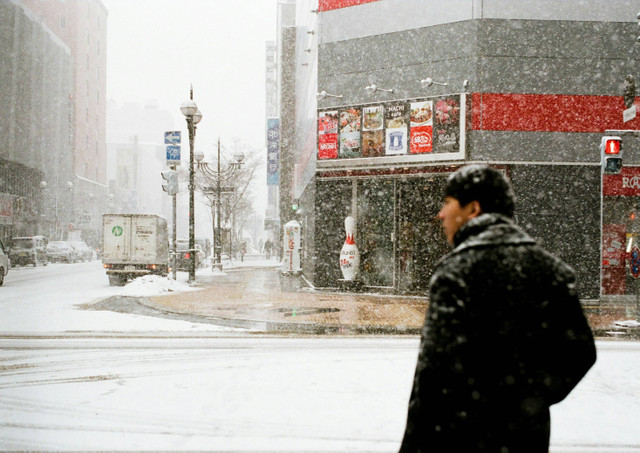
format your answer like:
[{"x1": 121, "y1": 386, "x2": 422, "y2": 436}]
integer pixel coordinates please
[{"x1": 288, "y1": 0, "x2": 640, "y2": 299}]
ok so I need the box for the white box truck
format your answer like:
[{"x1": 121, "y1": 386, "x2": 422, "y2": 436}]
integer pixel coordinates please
[{"x1": 102, "y1": 214, "x2": 169, "y2": 286}]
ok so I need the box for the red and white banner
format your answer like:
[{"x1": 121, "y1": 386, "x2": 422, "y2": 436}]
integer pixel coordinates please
[
  {"x1": 318, "y1": 111, "x2": 338, "y2": 159},
  {"x1": 410, "y1": 100, "x2": 433, "y2": 154}
]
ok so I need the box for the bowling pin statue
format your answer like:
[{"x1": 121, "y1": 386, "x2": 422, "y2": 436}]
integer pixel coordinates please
[{"x1": 340, "y1": 216, "x2": 360, "y2": 281}]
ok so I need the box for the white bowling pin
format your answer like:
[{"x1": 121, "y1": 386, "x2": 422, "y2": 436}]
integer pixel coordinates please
[{"x1": 340, "y1": 216, "x2": 360, "y2": 280}]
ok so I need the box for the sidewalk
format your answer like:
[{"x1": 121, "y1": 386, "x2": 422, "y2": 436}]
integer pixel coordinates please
[
  {"x1": 143, "y1": 263, "x2": 427, "y2": 334},
  {"x1": 138, "y1": 258, "x2": 633, "y2": 337}
]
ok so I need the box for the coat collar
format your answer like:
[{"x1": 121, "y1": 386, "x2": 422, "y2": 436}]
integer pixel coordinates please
[{"x1": 452, "y1": 213, "x2": 536, "y2": 252}]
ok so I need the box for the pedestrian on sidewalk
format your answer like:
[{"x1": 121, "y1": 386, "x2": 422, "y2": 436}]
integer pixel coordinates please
[
  {"x1": 400, "y1": 165, "x2": 596, "y2": 453},
  {"x1": 264, "y1": 238, "x2": 272, "y2": 260}
]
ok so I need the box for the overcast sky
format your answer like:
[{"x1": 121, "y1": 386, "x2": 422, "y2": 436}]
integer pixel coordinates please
[{"x1": 102, "y1": 0, "x2": 279, "y2": 152}]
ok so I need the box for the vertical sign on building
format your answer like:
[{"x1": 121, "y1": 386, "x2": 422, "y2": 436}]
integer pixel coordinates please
[
  {"x1": 339, "y1": 108, "x2": 362, "y2": 158},
  {"x1": 318, "y1": 111, "x2": 339, "y2": 159},
  {"x1": 362, "y1": 105, "x2": 384, "y2": 157},
  {"x1": 410, "y1": 100, "x2": 433, "y2": 154},
  {"x1": 267, "y1": 118, "x2": 280, "y2": 185},
  {"x1": 0, "y1": 194, "x2": 13, "y2": 225},
  {"x1": 434, "y1": 97, "x2": 461, "y2": 153},
  {"x1": 385, "y1": 102, "x2": 408, "y2": 155}
]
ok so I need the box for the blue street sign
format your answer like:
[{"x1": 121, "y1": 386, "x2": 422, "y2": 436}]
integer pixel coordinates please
[
  {"x1": 166, "y1": 145, "x2": 181, "y2": 166},
  {"x1": 164, "y1": 131, "x2": 181, "y2": 145}
]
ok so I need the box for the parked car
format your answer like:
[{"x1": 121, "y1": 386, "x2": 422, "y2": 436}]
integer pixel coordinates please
[
  {"x1": 69, "y1": 241, "x2": 93, "y2": 262},
  {"x1": 45, "y1": 241, "x2": 76, "y2": 263},
  {"x1": 174, "y1": 240, "x2": 204, "y2": 271},
  {"x1": 8, "y1": 236, "x2": 48, "y2": 267},
  {"x1": 0, "y1": 238, "x2": 9, "y2": 286}
]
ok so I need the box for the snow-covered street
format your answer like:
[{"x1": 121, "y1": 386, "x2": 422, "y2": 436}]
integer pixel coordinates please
[
  {"x1": 0, "y1": 262, "x2": 639, "y2": 451},
  {"x1": 0, "y1": 260, "x2": 241, "y2": 334}
]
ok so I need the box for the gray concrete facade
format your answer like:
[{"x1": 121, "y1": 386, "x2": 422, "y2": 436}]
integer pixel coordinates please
[
  {"x1": 296, "y1": 1, "x2": 640, "y2": 299},
  {"x1": 0, "y1": 1, "x2": 74, "y2": 240}
]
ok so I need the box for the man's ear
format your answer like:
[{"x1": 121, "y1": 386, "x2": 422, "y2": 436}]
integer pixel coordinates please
[{"x1": 467, "y1": 200, "x2": 482, "y2": 219}]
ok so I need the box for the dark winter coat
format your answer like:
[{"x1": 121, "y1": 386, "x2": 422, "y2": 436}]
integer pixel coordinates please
[{"x1": 400, "y1": 214, "x2": 596, "y2": 453}]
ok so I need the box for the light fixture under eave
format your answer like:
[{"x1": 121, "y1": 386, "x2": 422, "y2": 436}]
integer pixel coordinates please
[
  {"x1": 420, "y1": 78, "x2": 448, "y2": 88},
  {"x1": 317, "y1": 90, "x2": 343, "y2": 101},
  {"x1": 365, "y1": 84, "x2": 394, "y2": 95}
]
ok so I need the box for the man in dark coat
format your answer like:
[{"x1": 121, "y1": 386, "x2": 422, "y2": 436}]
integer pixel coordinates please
[{"x1": 400, "y1": 165, "x2": 596, "y2": 453}]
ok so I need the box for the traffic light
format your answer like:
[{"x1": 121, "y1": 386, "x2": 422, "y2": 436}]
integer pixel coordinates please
[
  {"x1": 600, "y1": 136, "x2": 623, "y2": 174},
  {"x1": 624, "y1": 75, "x2": 636, "y2": 108},
  {"x1": 161, "y1": 170, "x2": 179, "y2": 195}
]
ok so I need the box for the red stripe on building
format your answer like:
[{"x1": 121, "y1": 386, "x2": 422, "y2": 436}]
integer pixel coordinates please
[
  {"x1": 472, "y1": 92, "x2": 640, "y2": 133},
  {"x1": 318, "y1": 0, "x2": 380, "y2": 12}
]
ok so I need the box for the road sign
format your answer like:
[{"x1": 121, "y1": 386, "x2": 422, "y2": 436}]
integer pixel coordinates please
[
  {"x1": 166, "y1": 145, "x2": 181, "y2": 166},
  {"x1": 164, "y1": 131, "x2": 181, "y2": 145},
  {"x1": 631, "y1": 245, "x2": 640, "y2": 278}
]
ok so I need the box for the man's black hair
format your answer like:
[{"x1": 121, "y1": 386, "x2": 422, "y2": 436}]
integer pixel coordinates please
[{"x1": 444, "y1": 165, "x2": 516, "y2": 218}]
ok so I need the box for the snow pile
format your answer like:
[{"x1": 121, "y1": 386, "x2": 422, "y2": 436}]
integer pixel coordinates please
[{"x1": 116, "y1": 275, "x2": 199, "y2": 297}]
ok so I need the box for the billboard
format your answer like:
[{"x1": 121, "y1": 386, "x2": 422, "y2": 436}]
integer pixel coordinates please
[{"x1": 318, "y1": 94, "x2": 465, "y2": 162}]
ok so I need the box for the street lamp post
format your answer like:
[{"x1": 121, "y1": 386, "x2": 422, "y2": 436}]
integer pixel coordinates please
[
  {"x1": 194, "y1": 138, "x2": 244, "y2": 269},
  {"x1": 180, "y1": 86, "x2": 202, "y2": 284}
]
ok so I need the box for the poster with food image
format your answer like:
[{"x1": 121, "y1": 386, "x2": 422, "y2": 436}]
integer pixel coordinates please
[
  {"x1": 362, "y1": 130, "x2": 384, "y2": 157},
  {"x1": 339, "y1": 108, "x2": 362, "y2": 158},
  {"x1": 385, "y1": 102, "x2": 408, "y2": 155},
  {"x1": 433, "y1": 96, "x2": 460, "y2": 153},
  {"x1": 318, "y1": 111, "x2": 339, "y2": 159},
  {"x1": 363, "y1": 105, "x2": 384, "y2": 131},
  {"x1": 409, "y1": 100, "x2": 433, "y2": 154}
]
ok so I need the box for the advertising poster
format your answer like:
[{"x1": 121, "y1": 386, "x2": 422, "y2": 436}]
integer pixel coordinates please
[
  {"x1": 362, "y1": 105, "x2": 384, "y2": 157},
  {"x1": 433, "y1": 96, "x2": 460, "y2": 153},
  {"x1": 339, "y1": 108, "x2": 362, "y2": 158},
  {"x1": 385, "y1": 102, "x2": 408, "y2": 155},
  {"x1": 409, "y1": 101, "x2": 433, "y2": 153},
  {"x1": 318, "y1": 111, "x2": 339, "y2": 159}
]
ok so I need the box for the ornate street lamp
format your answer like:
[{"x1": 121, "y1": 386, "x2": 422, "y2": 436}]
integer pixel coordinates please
[
  {"x1": 180, "y1": 86, "x2": 202, "y2": 283},
  {"x1": 195, "y1": 138, "x2": 244, "y2": 269}
]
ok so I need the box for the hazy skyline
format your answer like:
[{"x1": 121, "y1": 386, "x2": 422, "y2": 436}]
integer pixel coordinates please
[{"x1": 103, "y1": 0, "x2": 279, "y2": 153}]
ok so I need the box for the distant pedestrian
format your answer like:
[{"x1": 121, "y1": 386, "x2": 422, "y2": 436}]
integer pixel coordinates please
[
  {"x1": 400, "y1": 165, "x2": 596, "y2": 453},
  {"x1": 240, "y1": 241, "x2": 247, "y2": 262},
  {"x1": 264, "y1": 239, "x2": 272, "y2": 260}
]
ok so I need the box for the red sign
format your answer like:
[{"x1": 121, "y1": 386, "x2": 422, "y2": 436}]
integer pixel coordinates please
[
  {"x1": 319, "y1": 0, "x2": 379, "y2": 11},
  {"x1": 603, "y1": 167, "x2": 640, "y2": 196},
  {"x1": 602, "y1": 224, "x2": 626, "y2": 295},
  {"x1": 318, "y1": 112, "x2": 339, "y2": 159},
  {"x1": 409, "y1": 100, "x2": 433, "y2": 154},
  {"x1": 410, "y1": 126, "x2": 433, "y2": 153}
]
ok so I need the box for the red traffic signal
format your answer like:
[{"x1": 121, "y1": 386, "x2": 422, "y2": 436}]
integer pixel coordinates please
[
  {"x1": 600, "y1": 136, "x2": 623, "y2": 174},
  {"x1": 603, "y1": 138, "x2": 621, "y2": 154}
]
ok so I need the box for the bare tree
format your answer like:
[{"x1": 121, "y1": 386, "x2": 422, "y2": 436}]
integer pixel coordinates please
[{"x1": 193, "y1": 138, "x2": 260, "y2": 260}]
